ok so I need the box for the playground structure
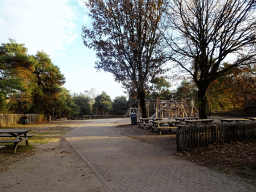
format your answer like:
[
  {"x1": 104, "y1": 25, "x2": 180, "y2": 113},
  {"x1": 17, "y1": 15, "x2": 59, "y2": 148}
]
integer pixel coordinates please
[{"x1": 126, "y1": 98, "x2": 198, "y2": 118}]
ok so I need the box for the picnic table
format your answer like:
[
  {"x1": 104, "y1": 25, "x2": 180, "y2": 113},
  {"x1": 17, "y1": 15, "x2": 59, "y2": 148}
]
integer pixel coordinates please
[
  {"x1": 184, "y1": 119, "x2": 214, "y2": 125},
  {"x1": 138, "y1": 118, "x2": 162, "y2": 129},
  {"x1": 0, "y1": 129, "x2": 33, "y2": 153},
  {"x1": 152, "y1": 120, "x2": 181, "y2": 135},
  {"x1": 220, "y1": 118, "x2": 249, "y2": 123},
  {"x1": 174, "y1": 117, "x2": 199, "y2": 122}
]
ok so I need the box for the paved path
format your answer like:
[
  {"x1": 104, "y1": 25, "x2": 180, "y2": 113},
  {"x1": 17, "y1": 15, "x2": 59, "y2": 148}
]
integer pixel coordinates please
[{"x1": 64, "y1": 118, "x2": 255, "y2": 192}]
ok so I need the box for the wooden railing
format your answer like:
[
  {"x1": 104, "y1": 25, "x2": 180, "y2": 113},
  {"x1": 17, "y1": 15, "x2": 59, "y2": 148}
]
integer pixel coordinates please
[{"x1": 176, "y1": 122, "x2": 256, "y2": 151}]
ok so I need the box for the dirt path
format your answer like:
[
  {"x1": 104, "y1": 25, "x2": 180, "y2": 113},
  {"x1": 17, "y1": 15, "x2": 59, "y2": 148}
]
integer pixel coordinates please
[
  {"x1": 0, "y1": 120, "x2": 110, "y2": 192},
  {"x1": 0, "y1": 118, "x2": 255, "y2": 191},
  {"x1": 0, "y1": 119, "x2": 177, "y2": 192},
  {"x1": 0, "y1": 137, "x2": 108, "y2": 192}
]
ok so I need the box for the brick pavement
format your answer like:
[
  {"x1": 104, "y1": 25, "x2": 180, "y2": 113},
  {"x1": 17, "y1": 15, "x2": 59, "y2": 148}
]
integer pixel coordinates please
[{"x1": 64, "y1": 118, "x2": 255, "y2": 192}]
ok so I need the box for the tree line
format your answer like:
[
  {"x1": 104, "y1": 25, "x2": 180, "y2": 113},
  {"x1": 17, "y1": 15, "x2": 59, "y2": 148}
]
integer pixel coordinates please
[
  {"x1": 83, "y1": 0, "x2": 256, "y2": 119},
  {"x1": 2, "y1": 0, "x2": 256, "y2": 119},
  {"x1": 0, "y1": 39, "x2": 65, "y2": 115},
  {"x1": 1, "y1": 39, "x2": 253, "y2": 118},
  {"x1": 0, "y1": 39, "x2": 131, "y2": 118}
]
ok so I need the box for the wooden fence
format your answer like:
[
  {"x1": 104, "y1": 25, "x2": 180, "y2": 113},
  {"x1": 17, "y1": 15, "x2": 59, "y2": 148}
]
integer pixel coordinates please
[
  {"x1": 0, "y1": 114, "x2": 44, "y2": 127},
  {"x1": 176, "y1": 122, "x2": 256, "y2": 151}
]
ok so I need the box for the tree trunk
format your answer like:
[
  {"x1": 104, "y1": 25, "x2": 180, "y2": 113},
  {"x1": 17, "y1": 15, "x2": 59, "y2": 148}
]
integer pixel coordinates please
[
  {"x1": 197, "y1": 87, "x2": 208, "y2": 119},
  {"x1": 138, "y1": 90, "x2": 147, "y2": 118}
]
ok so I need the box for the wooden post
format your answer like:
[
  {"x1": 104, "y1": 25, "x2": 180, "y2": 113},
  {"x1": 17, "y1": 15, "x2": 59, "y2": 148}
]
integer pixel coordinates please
[
  {"x1": 161, "y1": 102, "x2": 163, "y2": 118},
  {"x1": 156, "y1": 98, "x2": 159, "y2": 118},
  {"x1": 147, "y1": 100, "x2": 150, "y2": 118},
  {"x1": 167, "y1": 102, "x2": 170, "y2": 118},
  {"x1": 177, "y1": 102, "x2": 179, "y2": 117}
]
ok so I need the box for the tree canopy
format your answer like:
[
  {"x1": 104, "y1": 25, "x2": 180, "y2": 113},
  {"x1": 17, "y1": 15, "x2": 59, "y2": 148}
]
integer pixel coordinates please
[
  {"x1": 207, "y1": 65, "x2": 256, "y2": 115},
  {"x1": 164, "y1": 0, "x2": 256, "y2": 118},
  {"x1": 29, "y1": 51, "x2": 65, "y2": 115},
  {"x1": 0, "y1": 39, "x2": 68, "y2": 116},
  {"x1": 112, "y1": 96, "x2": 129, "y2": 115},
  {"x1": 73, "y1": 93, "x2": 92, "y2": 116},
  {"x1": 0, "y1": 39, "x2": 36, "y2": 112},
  {"x1": 93, "y1": 91, "x2": 112, "y2": 115},
  {"x1": 82, "y1": 0, "x2": 169, "y2": 117}
]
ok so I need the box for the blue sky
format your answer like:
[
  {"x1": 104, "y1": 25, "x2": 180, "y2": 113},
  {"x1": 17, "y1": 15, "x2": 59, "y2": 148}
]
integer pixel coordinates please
[{"x1": 0, "y1": 0, "x2": 127, "y2": 100}]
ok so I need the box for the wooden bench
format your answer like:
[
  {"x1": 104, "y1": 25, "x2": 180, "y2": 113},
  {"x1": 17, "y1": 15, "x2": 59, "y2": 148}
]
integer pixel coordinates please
[
  {"x1": 154, "y1": 125, "x2": 178, "y2": 135},
  {"x1": 0, "y1": 134, "x2": 34, "y2": 138},
  {"x1": 138, "y1": 118, "x2": 162, "y2": 130},
  {"x1": 220, "y1": 119, "x2": 249, "y2": 123},
  {"x1": 184, "y1": 119, "x2": 214, "y2": 125},
  {"x1": 0, "y1": 138, "x2": 30, "y2": 153},
  {"x1": 0, "y1": 129, "x2": 33, "y2": 153},
  {"x1": 152, "y1": 120, "x2": 181, "y2": 135}
]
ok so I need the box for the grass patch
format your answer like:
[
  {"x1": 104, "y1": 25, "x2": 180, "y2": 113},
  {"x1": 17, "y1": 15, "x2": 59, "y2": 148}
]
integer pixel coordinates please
[
  {"x1": 0, "y1": 144, "x2": 34, "y2": 153},
  {"x1": 28, "y1": 135, "x2": 48, "y2": 145},
  {"x1": 29, "y1": 136, "x2": 61, "y2": 145},
  {"x1": 0, "y1": 120, "x2": 77, "y2": 173}
]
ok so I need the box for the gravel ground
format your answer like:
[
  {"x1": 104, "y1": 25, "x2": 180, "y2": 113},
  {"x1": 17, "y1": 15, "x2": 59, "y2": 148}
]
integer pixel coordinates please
[
  {"x1": 0, "y1": 120, "x2": 108, "y2": 192},
  {"x1": 0, "y1": 118, "x2": 255, "y2": 191}
]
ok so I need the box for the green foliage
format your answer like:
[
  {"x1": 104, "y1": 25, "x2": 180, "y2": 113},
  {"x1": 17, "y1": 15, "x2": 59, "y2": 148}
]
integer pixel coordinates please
[
  {"x1": 158, "y1": 89, "x2": 173, "y2": 100},
  {"x1": 148, "y1": 77, "x2": 172, "y2": 99},
  {"x1": 174, "y1": 80, "x2": 197, "y2": 101},
  {"x1": 56, "y1": 88, "x2": 80, "y2": 118},
  {"x1": 0, "y1": 92, "x2": 7, "y2": 113},
  {"x1": 112, "y1": 96, "x2": 129, "y2": 115},
  {"x1": 73, "y1": 93, "x2": 92, "y2": 116},
  {"x1": 93, "y1": 91, "x2": 112, "y2": 115},
  {"x1": 29, "y1": 51, "x2": 65, "y2": 115},
  {"x1": 0, "y1": 39, "x2": 73, "y2": 118},
  {"x1": 0, "y1": 39, "x2": 36, "y2": 113},
  {"x1": 151, "y1": 77, "x2": 170, "y2": 93}
]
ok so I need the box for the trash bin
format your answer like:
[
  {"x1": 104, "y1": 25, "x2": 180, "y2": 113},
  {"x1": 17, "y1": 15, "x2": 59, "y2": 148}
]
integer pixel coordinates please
[
  {"x1": 130, "y1": 113, "x2": 137, "y2": 125},
  {"x1": 22, "y1": 115, "x2": 29, "y2": 124}
]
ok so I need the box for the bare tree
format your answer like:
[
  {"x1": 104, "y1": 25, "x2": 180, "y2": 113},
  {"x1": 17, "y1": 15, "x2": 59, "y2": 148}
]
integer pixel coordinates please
[
  {"x1": 82, "y1": 0, "x2": 168, "y2": 118},
  {"x1": 163, "y1": 0, "x2": 256, "y2": 118}
]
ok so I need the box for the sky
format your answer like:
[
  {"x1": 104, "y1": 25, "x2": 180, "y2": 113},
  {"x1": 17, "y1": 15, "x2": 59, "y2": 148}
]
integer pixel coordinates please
[{"x1": 0, "y1": 0, "x2": 127, "y2": 100}]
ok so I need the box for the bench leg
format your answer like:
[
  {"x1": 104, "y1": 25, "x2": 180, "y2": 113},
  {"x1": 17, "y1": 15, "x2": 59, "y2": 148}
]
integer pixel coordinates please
[
  {"x1": 26, "y1": 139, "x2": 29, "y2": 146},
  {"x1": 14, "y1": 143, "x2": 18, "y2": 153}
]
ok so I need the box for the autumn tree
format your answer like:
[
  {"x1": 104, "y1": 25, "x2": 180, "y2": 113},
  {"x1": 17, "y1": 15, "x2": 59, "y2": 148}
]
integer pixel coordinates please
[
  {"x1": 207, "y1": 65, "x2": 256, "y2": 115},
  {"x1": 0, "y1": 39, "x2": 36, "y2": 113},
  {"x1": 29, "y1": 51, "x2": 65, "y2": 115},
  {"x1": 82, "y1": 0, "x2": 168, "y2": 118},
  {"x1": 164, "y1": 0, "x2": 256, "y2": 118}
]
